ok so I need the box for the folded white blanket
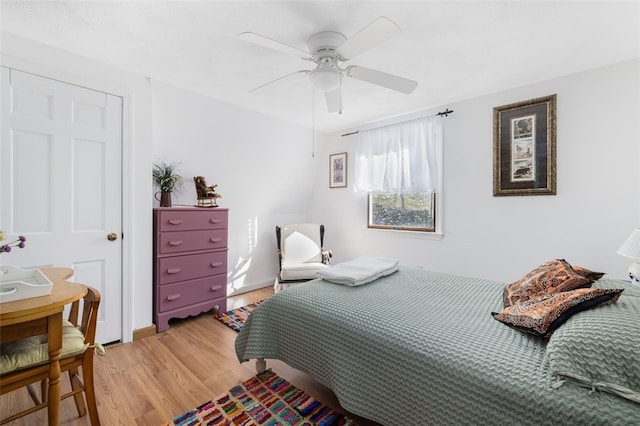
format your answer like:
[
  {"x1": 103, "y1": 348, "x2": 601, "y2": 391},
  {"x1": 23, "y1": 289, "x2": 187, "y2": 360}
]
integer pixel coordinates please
[{"x1": 317, "y1": 255, "x2": 399, "y2": 286}]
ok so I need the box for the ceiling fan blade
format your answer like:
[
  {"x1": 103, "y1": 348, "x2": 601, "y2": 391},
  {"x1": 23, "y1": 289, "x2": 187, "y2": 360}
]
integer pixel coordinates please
[
  {"x1": 249, "y1": 70, "x2": 310, "y2": 93},
  {"x1": 325, "y1": 86, "x2": 342, "y2": 114},
  {"x1": 337, "y1": 16, "x2": 401, "y2": 60},
  {"x1": 237, "y1": 32, "x2": 309, "y2": 57},
  {"x1": 345, "y1": 65, "x2": 418, "y2": 94}
]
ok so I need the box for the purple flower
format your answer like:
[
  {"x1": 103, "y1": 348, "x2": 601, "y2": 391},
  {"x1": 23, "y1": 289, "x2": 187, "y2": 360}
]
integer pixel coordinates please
[{"x1": 0, "y1": 233, "x2": 27, "y2": 254}]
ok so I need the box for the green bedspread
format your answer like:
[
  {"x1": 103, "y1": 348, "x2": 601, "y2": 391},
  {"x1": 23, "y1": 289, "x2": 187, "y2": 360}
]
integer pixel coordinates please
[{"x1": 235, "y1": 268, "x2": 640, "y2": 425}]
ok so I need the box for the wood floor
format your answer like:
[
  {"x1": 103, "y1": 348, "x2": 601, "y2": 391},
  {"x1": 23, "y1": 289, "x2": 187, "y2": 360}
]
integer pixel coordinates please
[{"x1": 0, "y1": 287, "x2": 376, "y2": 425}]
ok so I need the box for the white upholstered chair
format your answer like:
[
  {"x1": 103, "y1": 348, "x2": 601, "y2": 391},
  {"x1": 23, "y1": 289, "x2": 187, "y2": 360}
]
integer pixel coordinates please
[{"x1": 275, "y1": 224, "x2": 331, "y2": 292}]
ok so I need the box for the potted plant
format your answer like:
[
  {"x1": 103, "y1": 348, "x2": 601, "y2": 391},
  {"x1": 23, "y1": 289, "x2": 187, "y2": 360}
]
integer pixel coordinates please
[{"x1": 152, "y1": 160, "x2": 183, "y2": 207}]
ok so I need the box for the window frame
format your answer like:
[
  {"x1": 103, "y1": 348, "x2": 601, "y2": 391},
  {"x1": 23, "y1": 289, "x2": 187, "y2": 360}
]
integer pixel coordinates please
[{"x1": 367, "y1": 191, "x2": 437, "y2": 233}]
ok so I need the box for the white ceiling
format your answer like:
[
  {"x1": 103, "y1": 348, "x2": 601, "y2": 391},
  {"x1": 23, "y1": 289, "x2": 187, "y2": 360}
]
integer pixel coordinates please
[{"x1": 1, "y1": 1, "x2": 639, "y2": 133}]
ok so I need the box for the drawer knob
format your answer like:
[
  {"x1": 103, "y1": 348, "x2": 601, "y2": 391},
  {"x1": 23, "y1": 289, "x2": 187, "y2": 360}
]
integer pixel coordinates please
[
  {"x1": 167, "y1": 294, "x2": 181, "y2": 301},
  {"x1": 169, "y1": 240, "x2": 183, "y2": 246},
  {"x1": 209, "y1": 218, "x2": 221, "y2": 224},
  {"x1": 209, "y1": 238, "x2": 222, "y2": 243},
  {"x1": 167, "y1": 267, "x2": 182, "y2": 274},
  {"x1": 210, "y1": 262, "x2": 223, "y2": 268},
  {"x1": 210, "y1": 285, "x2": 222, "y2": 291},
  {"x1": 168, "y1": 219, "x2": 183, "y2": 225}
]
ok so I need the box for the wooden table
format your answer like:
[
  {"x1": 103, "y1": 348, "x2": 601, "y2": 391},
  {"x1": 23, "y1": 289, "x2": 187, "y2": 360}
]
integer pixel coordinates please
[{"x1": 0, "y1": 267, "x2": 87, "y2": 425}]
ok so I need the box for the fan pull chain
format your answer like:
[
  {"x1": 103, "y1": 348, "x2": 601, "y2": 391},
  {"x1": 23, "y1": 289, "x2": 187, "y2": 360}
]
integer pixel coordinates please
[{"x1": 312, "y1": 88, "x2": 315, "y2": 158}]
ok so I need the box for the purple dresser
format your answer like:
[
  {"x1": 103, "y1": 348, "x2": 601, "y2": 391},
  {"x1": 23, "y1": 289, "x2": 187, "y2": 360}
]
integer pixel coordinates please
[{"x1": 153, "y1": 207, "x2": 228, "y2": 332}]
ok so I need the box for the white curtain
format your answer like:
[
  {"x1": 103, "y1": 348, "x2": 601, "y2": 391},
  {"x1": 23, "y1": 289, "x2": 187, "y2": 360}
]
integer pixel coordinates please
[{"x1": 354, "y1": 116, "x2": 443, "y2": 194}]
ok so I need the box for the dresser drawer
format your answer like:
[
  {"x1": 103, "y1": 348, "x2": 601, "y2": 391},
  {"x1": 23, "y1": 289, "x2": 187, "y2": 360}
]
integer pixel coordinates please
[
  {"x1": 157, "y1": 209, "x2": 227, "y2": 232},
  {"x1": 157, "y1": 251, "x2": 227, "y2": 285},
  {"x1": 157, "y1": 275, "x2": 226, "y2": 313},
  {"x1": 158, "y1": 229, "x2": 227, "y2": 254}
]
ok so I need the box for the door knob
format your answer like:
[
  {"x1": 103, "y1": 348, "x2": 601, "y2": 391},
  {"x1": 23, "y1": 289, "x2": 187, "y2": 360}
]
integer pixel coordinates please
[{"x1": 107, "y1": 232, "x2": 118, "y2": 241}]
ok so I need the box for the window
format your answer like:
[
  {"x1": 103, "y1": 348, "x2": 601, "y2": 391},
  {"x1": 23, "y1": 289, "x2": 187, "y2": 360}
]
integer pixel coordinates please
[
  {"x1": 355, "y1": 116, "x2": 443, "y2": 233},
  {"x1": 368, "y1": 191, "x2": 435, "y2": 232}
]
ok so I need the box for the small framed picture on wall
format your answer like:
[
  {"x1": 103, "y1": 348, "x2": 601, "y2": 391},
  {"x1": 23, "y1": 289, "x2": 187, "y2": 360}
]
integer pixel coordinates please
[{"x1": 329, "y1": 152, "x2": 347, "y2": 188}]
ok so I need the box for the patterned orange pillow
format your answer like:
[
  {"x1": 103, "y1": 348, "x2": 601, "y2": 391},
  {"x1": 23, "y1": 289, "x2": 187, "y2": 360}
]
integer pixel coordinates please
[
  {"x1": 492, "y1": 288, "x2": 623, "y2": 337},
  {"x1": 503, "y1": 259, "x2": 591, "y2": 308},
  {"x1": 571, "y1": 265, "x2": 605, "y2": 282}
]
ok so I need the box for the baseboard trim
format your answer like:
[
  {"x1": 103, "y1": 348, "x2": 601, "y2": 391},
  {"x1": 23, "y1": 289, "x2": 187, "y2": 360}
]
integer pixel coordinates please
[
  {"x1": 228, "y1": 279, "x2": 274, "y2": 297},
  {"x1": 133, "y1": 325, "x2": 157, "y2": 340}
]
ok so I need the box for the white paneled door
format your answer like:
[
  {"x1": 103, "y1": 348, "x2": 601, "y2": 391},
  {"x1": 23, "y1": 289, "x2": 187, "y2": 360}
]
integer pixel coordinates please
[{"x1": 1, "y1": 68, "x2": 122, "y2": 344}]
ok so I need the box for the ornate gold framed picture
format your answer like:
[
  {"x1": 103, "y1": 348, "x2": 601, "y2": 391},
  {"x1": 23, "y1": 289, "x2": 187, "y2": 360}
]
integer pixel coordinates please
[{"x1": 493, "y1": 94, "x2": 557, "y2": 196}]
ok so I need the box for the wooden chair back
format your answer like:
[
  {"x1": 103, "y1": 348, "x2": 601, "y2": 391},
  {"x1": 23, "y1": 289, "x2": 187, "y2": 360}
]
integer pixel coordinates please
[{"x1": 0, "y1": 286, "x2": 102, "y2": 425}]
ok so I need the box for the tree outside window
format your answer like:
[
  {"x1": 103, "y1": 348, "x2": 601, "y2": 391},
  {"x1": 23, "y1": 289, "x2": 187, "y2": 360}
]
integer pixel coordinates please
[{"x1": 368, "y1": 191, "x2": 435, "y2": 232}]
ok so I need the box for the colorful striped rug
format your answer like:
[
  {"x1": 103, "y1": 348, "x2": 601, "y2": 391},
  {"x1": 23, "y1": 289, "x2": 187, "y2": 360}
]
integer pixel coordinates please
[
  {"x1": 164, "y1": 369, "x2": 354, "y2": 426},
  {"x1": 215, "y1": 300, "x2": 264, "y2": 332}
]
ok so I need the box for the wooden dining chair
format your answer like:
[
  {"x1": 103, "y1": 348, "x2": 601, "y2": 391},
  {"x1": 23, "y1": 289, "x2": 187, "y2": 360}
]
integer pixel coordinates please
[{"x1": 0, "y1": 286, "x2": 102, "y2": 425}]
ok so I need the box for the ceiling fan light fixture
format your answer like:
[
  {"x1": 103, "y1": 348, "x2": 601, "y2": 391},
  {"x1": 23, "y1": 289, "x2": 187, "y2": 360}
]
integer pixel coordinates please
[
  {"x1": 309, "y1": 66, "x2": 341, "y2": 92},
  {"x1": 240, "y1": 16, "x2": 416, "y2": 112}
]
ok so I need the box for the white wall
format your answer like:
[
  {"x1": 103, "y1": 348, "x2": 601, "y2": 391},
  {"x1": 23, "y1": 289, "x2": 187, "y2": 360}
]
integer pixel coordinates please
[
  {"x1": 309, "y1": 59, "x2": 640, "y2": 282},
  {"x1": 151, "y1": 81, "x2": 323, "y2": 294}
]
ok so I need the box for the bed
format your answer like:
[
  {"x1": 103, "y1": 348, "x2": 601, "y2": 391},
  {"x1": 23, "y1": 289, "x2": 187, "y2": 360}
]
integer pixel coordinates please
[{"x1": 235, "y1": 266, "x2": 640, "y2": 425}]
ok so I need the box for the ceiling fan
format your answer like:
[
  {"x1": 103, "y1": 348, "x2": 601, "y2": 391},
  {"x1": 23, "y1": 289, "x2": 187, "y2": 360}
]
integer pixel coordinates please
[{"x1": 237, "y1": 16, "x2": 418, "y2": 114}]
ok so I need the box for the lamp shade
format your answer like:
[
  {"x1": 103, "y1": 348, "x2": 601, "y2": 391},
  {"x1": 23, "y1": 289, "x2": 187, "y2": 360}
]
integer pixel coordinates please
[
  {"x1": 309, "y1": 64, "x2": 341, "y2": 92},
  {"x1": 617, "y1": 228, "x2": 640, "y2": 260}
]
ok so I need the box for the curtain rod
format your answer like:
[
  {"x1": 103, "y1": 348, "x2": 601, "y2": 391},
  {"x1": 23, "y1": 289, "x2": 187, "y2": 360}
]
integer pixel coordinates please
[{"x1": 340, "y1": 108, "x2": 454, "y2": 137}]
